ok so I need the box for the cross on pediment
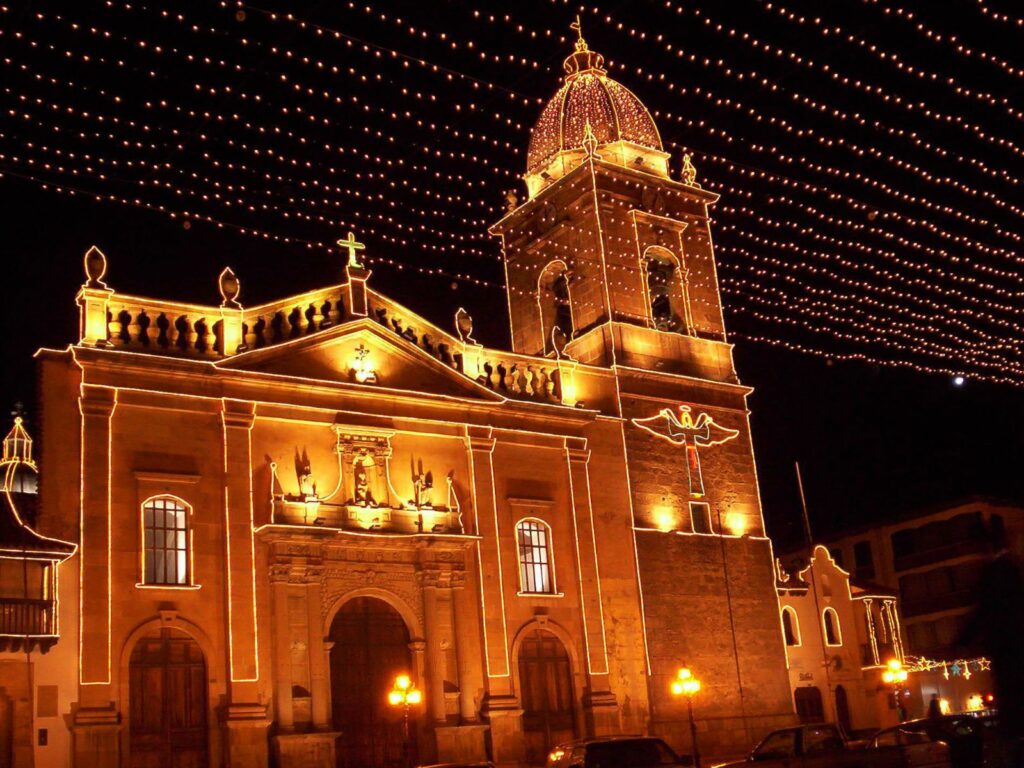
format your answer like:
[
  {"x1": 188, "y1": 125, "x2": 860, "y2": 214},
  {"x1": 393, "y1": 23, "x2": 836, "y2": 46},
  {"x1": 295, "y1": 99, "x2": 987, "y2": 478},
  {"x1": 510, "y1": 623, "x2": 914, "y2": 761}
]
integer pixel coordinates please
[{"x1": 338, "y1": 231, "x2": 366, "y2": 268}]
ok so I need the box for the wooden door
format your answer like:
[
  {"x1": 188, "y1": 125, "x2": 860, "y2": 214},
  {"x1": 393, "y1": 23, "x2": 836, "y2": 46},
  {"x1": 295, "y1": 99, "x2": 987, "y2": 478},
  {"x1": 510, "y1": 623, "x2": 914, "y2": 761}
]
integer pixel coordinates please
[
  {"x1": 129, "y1": 629, "x2": 208, "y2": 768},
  {"x1": 794, "y1": 686, "x2": 825, "y2": 724},
  {"x1": 834, "y1": 685, "x2": 852, "y2": 735},
  {"x1": 0, "y1": 690, "x2": 12, "y2": 768},
  {"x1": 330, "y1": 597, "x2": 414, "y2": 768},
  {"x1": 518, "y1": 629, "x2": 576, "y2": 766}
]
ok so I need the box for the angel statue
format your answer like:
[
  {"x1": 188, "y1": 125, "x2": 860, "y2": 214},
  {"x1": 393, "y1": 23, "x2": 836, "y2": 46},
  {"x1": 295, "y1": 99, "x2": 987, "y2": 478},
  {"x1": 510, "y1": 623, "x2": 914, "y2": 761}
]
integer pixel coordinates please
[{"x1": 631, "y1": 405, "x2": 739, "y2": 497}]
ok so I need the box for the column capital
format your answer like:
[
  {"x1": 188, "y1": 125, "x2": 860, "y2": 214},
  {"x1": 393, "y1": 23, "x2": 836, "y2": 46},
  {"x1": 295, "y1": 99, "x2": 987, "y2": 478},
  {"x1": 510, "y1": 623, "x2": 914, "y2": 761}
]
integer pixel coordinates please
[
  {"x1": 221, "y1": 398, "x2": 256, "y2": 429},
  {"x1": 464, "y1": 425, "x2": 494, "y2": 453},
  {"x1": 564, "y1": 438, "x2": 591, "y2": 464},
  {"x1": 417, "y1": 566, "x2": 466, "y2": 590},
  {"x1": 79, "y1": 384, "x2": 116, "y2": 417}
]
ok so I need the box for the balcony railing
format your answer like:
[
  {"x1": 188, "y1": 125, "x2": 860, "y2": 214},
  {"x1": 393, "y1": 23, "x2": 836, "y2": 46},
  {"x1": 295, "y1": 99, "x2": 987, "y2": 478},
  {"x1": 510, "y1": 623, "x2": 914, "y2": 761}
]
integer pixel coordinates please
[
  {"x1": 900, "y1": 589, "x2": 975, "y2": 618},
  {"x1": 0, "y1": 597, "x2": 56, "y2": 638},
  {"x1": 893, "y1": 537, "x2": 988, "y2": 572}
]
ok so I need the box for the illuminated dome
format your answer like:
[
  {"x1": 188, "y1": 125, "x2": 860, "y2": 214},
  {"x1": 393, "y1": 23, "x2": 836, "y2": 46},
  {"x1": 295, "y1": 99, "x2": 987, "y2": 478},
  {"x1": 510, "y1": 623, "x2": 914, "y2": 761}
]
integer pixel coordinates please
[{"x1": 525, "y1": 31, "x2": 667, "y2": 197}]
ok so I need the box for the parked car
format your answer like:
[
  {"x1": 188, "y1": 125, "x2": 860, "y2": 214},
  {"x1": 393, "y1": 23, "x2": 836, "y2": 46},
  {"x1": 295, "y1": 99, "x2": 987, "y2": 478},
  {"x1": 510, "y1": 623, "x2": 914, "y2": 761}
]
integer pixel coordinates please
[
  {"x1": 865, "y1": 724, "x2": 949, "y2": 768},
  {"x1": 868, "y1": 715, "x2": 1000, "y2": 768},
  {"x1": 547, "y1": 736, "x2": 694, "y2": 768},
  {"x1": 716, "y1": 723, "x2": 898, "y2": 768}
]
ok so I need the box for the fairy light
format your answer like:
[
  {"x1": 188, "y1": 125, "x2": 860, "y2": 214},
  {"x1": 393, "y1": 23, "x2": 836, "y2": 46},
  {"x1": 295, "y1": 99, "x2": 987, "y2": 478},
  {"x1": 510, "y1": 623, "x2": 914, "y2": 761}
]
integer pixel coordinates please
[{"x1": 4, "y1": 2, "x2": 1023, "y2": 386}]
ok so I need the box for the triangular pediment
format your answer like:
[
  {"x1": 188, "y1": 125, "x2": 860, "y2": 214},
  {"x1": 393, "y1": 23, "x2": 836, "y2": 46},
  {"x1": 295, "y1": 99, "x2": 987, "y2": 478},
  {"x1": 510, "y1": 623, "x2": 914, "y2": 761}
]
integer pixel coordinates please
[{"x1": 217, "y1": 318, "x2": 501, "y2": 400}]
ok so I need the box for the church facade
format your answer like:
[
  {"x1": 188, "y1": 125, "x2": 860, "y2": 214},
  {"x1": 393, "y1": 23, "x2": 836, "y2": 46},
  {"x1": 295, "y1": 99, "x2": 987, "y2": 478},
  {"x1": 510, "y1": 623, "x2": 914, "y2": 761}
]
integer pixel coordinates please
[{"x1": 5, "y1": 34, "x2": 796, "y2": 768}]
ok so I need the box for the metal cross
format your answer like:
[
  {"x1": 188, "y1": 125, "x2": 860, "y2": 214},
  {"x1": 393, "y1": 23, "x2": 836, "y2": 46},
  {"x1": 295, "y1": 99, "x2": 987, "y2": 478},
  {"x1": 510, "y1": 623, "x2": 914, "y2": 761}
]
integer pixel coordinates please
[{"x1": 338, "y1": 231, "x2": 366, "y2": 267}]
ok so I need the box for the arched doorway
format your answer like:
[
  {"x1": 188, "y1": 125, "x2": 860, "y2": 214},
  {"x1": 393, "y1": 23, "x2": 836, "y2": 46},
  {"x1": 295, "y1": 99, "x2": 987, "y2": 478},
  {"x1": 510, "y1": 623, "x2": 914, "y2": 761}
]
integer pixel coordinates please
[
  {"x1": 834, "y1": 685, "x2": 852, "y2": 735},
  {"x1": 128, "y1": 628, "x2": 208, "y2": 768},
  {"x1": 330, "y1": 597, "x2": 415, "y2": 768},
  {"x1": 518, "y1": 628, "x2": 576, "y2": 766},
  {"x1": 794, "y1": 686, "x2": 825, "y2": 724}
]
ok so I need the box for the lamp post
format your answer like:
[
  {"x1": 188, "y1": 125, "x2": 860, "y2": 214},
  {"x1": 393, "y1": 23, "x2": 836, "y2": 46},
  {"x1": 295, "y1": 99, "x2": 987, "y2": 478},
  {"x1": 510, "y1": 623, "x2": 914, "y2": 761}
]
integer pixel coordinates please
[
  {"x1": 388, "y1": 673, "x2": 422, "y2": 768},
  {"x1": 881, "y1": 658, "x2": 909, "y2": 722},
  {"x1": 670, "y1": 666, "x2": 702, "y2": 768}
]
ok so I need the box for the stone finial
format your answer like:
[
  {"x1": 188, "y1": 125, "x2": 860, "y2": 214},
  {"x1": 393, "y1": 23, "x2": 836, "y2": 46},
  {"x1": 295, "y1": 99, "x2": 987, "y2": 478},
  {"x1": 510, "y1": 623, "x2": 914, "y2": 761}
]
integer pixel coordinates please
[
  {"x1": 681, "y1": 152, "x2": 699, "y2": 187},
  {"x1": 454, "y1": 307, "x2": 477, "y2": 345},
  {"x1": 83, "y1": 245, "x2": 108, "y2": 288},
  {"x1": 219, "y1": 266, "x2": 241, "y2": 308},
  {"x1": 582, "y1": 120, "x2": 600, "y2": 159}
]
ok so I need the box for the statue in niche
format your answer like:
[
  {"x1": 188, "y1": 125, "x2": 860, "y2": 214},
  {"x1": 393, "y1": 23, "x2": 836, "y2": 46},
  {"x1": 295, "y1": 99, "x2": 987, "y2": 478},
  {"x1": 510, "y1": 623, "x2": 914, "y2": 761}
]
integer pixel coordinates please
[
  {"x1": 294, "y1": 448, "x2": 316, "y2": 499},
  {"x1": 353, "y1": 457, "x2": 376, "y2": 507},
  {"x1": 411, "y1": 458, "x2": 434, "y2": 509}
]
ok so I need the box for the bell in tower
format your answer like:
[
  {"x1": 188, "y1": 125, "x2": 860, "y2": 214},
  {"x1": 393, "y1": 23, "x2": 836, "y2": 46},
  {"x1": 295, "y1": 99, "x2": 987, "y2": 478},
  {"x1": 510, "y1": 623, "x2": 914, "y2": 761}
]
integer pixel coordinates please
[{"x1": 490, "y1": 22, "x2": 734, "y2": 382}]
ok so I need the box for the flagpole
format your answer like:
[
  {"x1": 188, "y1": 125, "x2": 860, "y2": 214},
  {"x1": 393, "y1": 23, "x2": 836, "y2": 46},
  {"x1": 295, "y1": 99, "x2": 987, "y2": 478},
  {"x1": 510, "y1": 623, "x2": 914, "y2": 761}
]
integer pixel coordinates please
[{"x1": 795, "y1": 461, "x2": 836, "y2": 727}]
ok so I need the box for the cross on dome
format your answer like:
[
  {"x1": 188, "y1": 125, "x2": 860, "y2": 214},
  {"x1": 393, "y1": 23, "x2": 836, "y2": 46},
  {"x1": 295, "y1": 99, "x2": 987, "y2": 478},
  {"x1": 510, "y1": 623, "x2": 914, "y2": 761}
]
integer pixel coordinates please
[{"x1": 524, "y1": 18, "x2": 666, "y2": 196}]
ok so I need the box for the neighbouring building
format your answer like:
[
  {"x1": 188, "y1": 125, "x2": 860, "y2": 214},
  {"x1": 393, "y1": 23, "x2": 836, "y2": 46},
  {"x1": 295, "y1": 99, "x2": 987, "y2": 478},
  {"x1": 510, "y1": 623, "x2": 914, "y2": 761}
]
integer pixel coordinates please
[
  {"x1": 776, "y1": 545, "x2": 906, "y2": 736},
  {"x1": 1, "y1": 31, "x2": 798, "y2": 768},
  {"x1": 822, "y1": 497, "x2": 1021, "y2": 716}
]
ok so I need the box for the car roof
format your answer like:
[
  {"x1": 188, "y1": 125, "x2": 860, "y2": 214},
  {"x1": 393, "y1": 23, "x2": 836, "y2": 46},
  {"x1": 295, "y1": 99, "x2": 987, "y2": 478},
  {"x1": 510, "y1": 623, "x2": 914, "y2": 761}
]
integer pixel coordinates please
[{"x1": 552, "y1": 735, "x2": 660, "y2": 748}]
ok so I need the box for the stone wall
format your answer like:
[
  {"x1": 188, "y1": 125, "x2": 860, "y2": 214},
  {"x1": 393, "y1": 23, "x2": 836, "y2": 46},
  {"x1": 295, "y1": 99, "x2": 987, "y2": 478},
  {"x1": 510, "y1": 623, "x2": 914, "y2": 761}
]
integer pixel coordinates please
[{"x1": 636, "y1": 532, "x2": 796, "y2": 757}]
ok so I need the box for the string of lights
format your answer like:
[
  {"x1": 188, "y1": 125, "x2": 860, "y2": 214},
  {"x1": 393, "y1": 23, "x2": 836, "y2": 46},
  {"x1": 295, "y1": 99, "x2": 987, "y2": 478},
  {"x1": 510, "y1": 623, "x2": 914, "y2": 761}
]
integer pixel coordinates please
[{"x1": 1, "y1": 0, "x2": 1021, "y2": 386}]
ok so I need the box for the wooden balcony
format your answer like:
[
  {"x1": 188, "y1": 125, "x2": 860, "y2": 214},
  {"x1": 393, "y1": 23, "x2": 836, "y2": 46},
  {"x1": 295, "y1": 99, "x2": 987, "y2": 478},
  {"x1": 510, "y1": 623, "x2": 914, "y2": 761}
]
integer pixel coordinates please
[{"x1": 0, "y1": 597, "x2": 59, "y2": 653}]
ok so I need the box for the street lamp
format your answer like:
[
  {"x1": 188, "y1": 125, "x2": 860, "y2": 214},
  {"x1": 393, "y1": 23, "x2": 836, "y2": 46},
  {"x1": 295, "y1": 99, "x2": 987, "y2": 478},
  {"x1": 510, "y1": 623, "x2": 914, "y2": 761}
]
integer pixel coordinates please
[
  {"x1": 388, "y1": 673, "x2": 422, "y2": 768},
  {"x1": 881, "y1": 659, "x2": 909, "y2": 722},
  {"x1": 670, "y1": 666, "x2": 702, "y2": 768}
]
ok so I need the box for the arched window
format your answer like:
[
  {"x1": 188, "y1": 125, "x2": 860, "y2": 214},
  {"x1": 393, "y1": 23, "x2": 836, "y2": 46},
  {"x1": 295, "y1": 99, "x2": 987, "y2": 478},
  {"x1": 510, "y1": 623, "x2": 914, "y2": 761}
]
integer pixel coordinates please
[
  {"x1": 644, "y1": 247, "x2": 686, "y2": 333},
  {"x1": 537, "y1": 262, "x2": 573, "y2": 355},
  {"x1": 822, "y1": 607, "x2": 842, "y2": 646},
  {"x1": 142, "y1": 496, "x2": 191, "y2": 586},
  {"x1": 516, "y1": 519, "x2": 554, "y2": 594},
  {"x1": 781, "y1": 606, "x2": 801, "y2": 646}
]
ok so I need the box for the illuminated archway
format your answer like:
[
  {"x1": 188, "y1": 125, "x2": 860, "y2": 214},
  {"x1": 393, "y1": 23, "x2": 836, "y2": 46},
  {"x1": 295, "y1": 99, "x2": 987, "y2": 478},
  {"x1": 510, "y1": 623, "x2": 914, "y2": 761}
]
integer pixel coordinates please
[{"x1": 328, "y1": 595, "x2": 418, "y2": 768}]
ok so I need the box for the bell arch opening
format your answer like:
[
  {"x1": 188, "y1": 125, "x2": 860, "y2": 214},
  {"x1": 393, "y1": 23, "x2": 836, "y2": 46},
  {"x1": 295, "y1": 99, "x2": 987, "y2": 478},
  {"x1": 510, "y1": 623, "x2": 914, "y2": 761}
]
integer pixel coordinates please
[
  {"x1": 643, "y1": 246, "x2": 690, "y2": 334},
  {"x1": 537, "y1": 261, "x2": 574, "y2": 355}
]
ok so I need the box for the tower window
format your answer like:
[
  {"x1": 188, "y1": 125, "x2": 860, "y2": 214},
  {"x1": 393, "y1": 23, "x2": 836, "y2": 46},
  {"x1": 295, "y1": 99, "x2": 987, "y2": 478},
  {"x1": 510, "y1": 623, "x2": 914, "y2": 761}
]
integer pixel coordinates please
[
  {"x1": 689, "y1": 501, "x2": 712, "y2": 534},
  {"x1": 142, "y1": 496, "x2": 191, "y2": 586},
  {"x1": 538, "y1": 261, "x2": 574, "y2": 355},
  {"x1": 782, "y1": 606, "x2": 801, "y2": 646},
  {"x1": 553, "y1": 273, "x2": 573, "y2": 341},
  {"x1": 823, "y1": 607, "x2": 842, "y2": 646},
  {"x1": 516, "y1": 519, "x2": 555, "y2": 594},
  {"x1": 644, "y1": 247, "x2": 686, "y2": 333}
]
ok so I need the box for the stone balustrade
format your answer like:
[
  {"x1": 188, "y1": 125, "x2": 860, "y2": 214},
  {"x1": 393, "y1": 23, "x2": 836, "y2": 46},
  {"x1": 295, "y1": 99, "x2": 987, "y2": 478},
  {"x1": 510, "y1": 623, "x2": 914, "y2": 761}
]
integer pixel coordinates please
[
  {"x1": 241, "y1": 286, "x2": 348, "y2": 351},
  {"x1": 106, "y1": 296, "x2": 223, "y2": 357},
  {"x1": 80, "y1": 252, "x2": 571, "y2": 405},
  {"x1": 366, "y1": 292, "x2": 565, "y2": 405}
]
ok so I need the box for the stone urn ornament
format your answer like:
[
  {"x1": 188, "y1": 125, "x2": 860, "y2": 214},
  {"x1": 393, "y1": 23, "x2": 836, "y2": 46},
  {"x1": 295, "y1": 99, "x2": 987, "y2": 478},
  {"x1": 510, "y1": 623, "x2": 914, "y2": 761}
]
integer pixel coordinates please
[
  {"x1": 219, "y1": 266, "x2": 241, "y2": 308},
  {"x1": 83, "y1": 245, "x2": 109, "y2": 288}
]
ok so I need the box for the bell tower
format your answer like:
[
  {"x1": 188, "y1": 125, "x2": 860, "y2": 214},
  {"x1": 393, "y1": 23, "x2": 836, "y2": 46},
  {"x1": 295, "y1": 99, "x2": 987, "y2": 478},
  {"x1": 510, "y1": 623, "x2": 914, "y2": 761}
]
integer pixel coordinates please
[{"x1": 490, "y1": 28, "x2": 733, "y2": 382}]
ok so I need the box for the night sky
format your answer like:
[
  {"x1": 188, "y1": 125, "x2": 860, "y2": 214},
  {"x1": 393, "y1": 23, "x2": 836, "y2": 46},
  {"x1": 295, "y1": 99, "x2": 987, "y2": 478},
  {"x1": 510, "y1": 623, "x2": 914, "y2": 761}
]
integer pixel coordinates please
[{"x1": 2, "y1": 1, "x2": 1022, "y2": 548}]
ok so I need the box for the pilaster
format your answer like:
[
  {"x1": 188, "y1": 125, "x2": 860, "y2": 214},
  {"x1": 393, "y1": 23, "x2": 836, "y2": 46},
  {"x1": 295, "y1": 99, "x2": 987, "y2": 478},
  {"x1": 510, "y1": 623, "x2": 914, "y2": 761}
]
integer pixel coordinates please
[
  {"x1": 270, "y1": 565, "x2": 295, "y2": 732},
  {"x1": 565, "y1": 438, "x2": 620, "y2": 736},
  {"x1": 420, "y1": 567, "x2": 457, "y2": 725},
  {"x1": 220, "y1": 399, "x2": 268, "y2": 765},
  {"x1": 78, "y1": 384, "x2": 115, "y2": 704},
  {"x1": 464, "y1": 427, "x2": 511, "y2": 691}
]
